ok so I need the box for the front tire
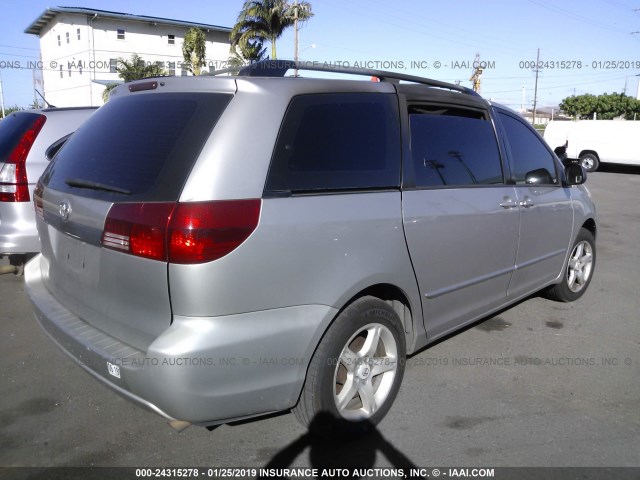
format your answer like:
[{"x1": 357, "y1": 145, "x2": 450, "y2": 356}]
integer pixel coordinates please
[
  {"x1": 545, "y1": 228, "x2": 596, "y2": 302},
  {"x1": 294, "y1": 296, "x2": 406, "y2": 434},
  {"x1": 579, "y1": 153, "x2": 599, "y2": 172}
]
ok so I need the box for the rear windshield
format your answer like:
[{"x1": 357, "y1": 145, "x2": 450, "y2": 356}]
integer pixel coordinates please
[
  {"x1": 0, "y1": 112, "x2": 44, "y2": 161},
  {"x1": 41, "y1": 93, "x2": 232, "y2": 201}
]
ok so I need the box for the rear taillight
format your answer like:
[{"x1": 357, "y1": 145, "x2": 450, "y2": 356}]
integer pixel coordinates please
[
  {"x1": 102, "y1": 203, "x2": 175, "y2": 261},
  {"x1": 0, "y1": 114, "x2": 46, "y2": 202},
  {"x1": 101, "y1": 199, "x2": 261, "y2": 264}
]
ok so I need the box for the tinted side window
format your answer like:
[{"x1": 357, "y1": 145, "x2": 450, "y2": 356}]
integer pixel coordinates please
[
  {"x1": 265, "y1": 93, "x2": 400, "y2": 193},
  {"x1": 42, "y1": 93, "x2": 232, "y2": 201},
  {"x1": 409, "y1": 107, "x2": 503, "y2": 187},
  {"x1": 498, "y1": 112, "x2": 558, "y2": 185}
]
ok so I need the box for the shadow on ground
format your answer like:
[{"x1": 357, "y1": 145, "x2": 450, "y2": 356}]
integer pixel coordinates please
[{"x1": 258, "y1": 412, "x2": 424, "y2": 479}]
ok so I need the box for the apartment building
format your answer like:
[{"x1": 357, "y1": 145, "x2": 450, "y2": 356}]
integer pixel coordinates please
[{"x1": 25, "y1": 7, "x2": 231, "y2": 106}]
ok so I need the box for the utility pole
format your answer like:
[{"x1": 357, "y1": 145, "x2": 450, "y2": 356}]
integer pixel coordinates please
[
  {"x1": 293, "y1": 0, "x2": 299, "y2": 76},
  {"x1": 532, "y1": 48, "x2": 540, "y2": 126},
  {"x1": 0, "y1": 71, "x2": 5, "y2": 118},
  {"x1": 32, "y1": 69, "x2": 38, "y2": 108}
]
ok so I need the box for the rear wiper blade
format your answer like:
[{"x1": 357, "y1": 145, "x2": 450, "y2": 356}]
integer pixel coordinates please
[{"x1": 65, "y1": 178, "x2": 131, "y2": 195}]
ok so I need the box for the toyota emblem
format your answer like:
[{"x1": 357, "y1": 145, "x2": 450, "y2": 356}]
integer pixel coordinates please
[{"x1": 59, "y1": 201, "x2": 71, "y2": 222}]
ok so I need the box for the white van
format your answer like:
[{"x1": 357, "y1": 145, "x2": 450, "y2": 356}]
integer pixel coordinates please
[{"x1": 544, "y1": 120, "x2": 640, "y2": 171}]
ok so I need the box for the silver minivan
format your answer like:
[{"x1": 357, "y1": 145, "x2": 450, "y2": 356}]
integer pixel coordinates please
[{"x1": 25, "y1": 61, "x2": 596, "y2": 433}]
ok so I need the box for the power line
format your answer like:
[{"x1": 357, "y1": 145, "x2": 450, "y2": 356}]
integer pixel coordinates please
[
  {"x1": 0, "y1": 51, "x2": 40, "y2": 59},
  {"x1": 314, "y1": 0, "x2": 524, "y2": 57},
  {"x1": 0, "y1": 43, "x2": 39, "y2": 51},
  {"x1": 526, "y1": 0, "x2": 631, "y2": 34}
]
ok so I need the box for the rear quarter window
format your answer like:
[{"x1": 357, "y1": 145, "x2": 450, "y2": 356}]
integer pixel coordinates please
[
  {"x1": 41, "y1": 93, "x2": 232, "y2": 201},
  {"x1": 265, "y1": 93, "x2": 401, "y2": 194}
]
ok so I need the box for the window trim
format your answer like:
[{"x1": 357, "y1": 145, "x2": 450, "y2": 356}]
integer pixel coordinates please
[
  {"x1": 401, "y1": 100, "x2": 508, "y2": 191},
  {"x1": 494, "y1": 107, "x2": 561, "y2": 187}
]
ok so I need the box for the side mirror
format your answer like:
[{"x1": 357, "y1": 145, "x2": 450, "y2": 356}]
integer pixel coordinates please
[
  {"x1": 525, "y1": 168, "x2": 554, "y2": 185},
  {"x1": 565, "y1": 163, "x2": 586, "y2": 185}
]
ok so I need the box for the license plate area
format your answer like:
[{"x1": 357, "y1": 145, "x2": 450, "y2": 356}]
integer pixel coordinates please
[{"x1": 49, "y1": 227, "x2": 101, "y2": 288}]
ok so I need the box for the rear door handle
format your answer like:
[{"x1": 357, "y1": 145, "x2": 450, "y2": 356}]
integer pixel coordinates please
[{"x1": 499, "y1": 197, "x2": 518, "y2": 209}]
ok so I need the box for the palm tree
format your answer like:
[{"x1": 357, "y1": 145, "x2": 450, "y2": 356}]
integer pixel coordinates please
[
  {"x1": 182, "y1": 28, "x2": 207, "y2": 75},
  {"x1": 102, "y1": 54, "x2": 166, "y2": 102},
  {"x1": 231, "y1": 0, "x2": 313, "y2": 60},
  {"x1": 116, "y1": 53, "x2": 166, "y2": 81},
  {"x1": 227, "y1": 38, "x2": 268, "y2": 69}
]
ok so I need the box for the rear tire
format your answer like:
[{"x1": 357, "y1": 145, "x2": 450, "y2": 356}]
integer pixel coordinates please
[
  {"x1": 8, "y1": 254, "x2": 35, "y2": 276},
  {"x1": 579, "y1": 153, "x2": 599, "y2": 172},
  {"x1": 545, "y1": 228, "x2": 595, "y2": 302},
  {"x1": 294, "y1": 296, "x2": 406, "y2": 436}
]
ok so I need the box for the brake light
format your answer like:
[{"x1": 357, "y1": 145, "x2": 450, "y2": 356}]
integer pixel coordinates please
[
  {"x1": 0, "y1": 114, "x2": 46, "y2": 202},
  {"x1": 101, "y1": 199, "x2": 261, "y2": 264},
  {"x1": 102, "y1": 203, "x2": 174, "y2": 261}
]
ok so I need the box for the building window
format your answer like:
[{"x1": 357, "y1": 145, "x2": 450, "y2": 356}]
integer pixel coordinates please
[
  {"x1": 110, "y1": 58, "x2": 117, "y2": 73},
  {"x1": 77, "y1": 28, "x2": 81, "y2": 40},
  {"x1": 181, "y1": 63, "x2": 188, "y2": 76},
  {"x1": 117, "y1": 29, "x2": 125, "y2": 40},
  {"x1": 57, "y1": 35, "x2": 61, "y2": 46},
  {"x1": 168, "y1": 34, "x2": 175, "y2": 45},
  {"x1": 66, "y1": 32, "x2": 70, "y2": 44},
  {"x1": 59, "y1": 65, "x2": 63, "y2": 78},
  {"x1": 168, "y1": 62, "x2": 175, "y2": 76}
]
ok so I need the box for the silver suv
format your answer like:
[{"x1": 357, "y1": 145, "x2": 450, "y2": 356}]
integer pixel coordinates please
[
  {"x1": 0, "y1": 107, "x2": 96, "y2": 271},
  {"x1": 25, "y1": 61, "x2": 596, "y2": 433}
]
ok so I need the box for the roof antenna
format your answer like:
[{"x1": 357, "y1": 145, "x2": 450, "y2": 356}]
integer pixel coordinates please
[{"x1": 35, "y1": 88, "x2": 55, "y2": 108}]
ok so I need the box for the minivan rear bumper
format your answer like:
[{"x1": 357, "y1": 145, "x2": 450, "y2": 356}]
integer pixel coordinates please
[{"x1": 25, "y1": 255, "x2": 337, "y2": 425}]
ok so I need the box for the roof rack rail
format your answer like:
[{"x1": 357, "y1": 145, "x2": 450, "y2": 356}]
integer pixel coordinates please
[{"x1": 210, "y1": 59, "x2": 480, "y2": 97}]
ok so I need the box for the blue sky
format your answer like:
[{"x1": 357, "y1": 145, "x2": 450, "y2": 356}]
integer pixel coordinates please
[{"x1": 1, "y1": 0, "x2": 639, "y2": 110}]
